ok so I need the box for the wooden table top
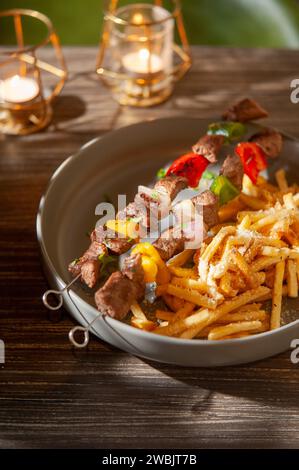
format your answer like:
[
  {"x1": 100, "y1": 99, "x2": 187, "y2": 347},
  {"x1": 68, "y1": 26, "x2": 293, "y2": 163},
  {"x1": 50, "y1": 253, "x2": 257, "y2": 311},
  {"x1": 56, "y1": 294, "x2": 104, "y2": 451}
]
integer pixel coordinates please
[{"x1": 1, "y1": 46, "x2": 299, "y2": 449}]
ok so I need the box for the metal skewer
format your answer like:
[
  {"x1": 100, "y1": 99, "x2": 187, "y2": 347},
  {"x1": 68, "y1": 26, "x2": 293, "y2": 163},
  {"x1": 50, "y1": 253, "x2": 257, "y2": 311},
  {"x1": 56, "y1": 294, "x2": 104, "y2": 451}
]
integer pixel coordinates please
[
  {"x1": 42, "y1": 274, "x2": 142, "y2": 352},
  {"x1": 42, "y1": 273, "x2": 100, "y2": 348},
  {"x1": 42, "y1": 273, "x2": 81, "y2": 311}
]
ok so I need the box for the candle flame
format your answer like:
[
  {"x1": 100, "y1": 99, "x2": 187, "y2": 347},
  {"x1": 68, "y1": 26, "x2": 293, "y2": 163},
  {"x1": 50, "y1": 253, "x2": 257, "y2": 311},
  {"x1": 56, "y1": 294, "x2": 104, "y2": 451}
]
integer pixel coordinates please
[
  {"x1": 132, "y1": 12, "x2": 144, "y2": 25},
  {"x1": 139, "y1": 48, "x2": 150, "y2": 61},
  {"x1": 10, "y1": 75, "x2": 21, "y2": 87}
]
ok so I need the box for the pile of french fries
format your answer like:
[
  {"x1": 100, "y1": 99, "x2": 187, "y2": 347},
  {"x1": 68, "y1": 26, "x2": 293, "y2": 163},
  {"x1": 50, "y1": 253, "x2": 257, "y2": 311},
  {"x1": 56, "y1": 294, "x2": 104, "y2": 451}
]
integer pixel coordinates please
[{"x1": 130, "y1": 169, "x2": 299, "y2": 340}]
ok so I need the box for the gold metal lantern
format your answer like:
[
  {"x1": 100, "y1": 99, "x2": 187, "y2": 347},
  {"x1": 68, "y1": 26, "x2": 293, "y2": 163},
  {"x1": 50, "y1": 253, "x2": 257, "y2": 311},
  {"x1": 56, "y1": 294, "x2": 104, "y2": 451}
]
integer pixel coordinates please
[
  {"x1": 0, "y1": 9, "x2": 67, "y2": 135},
  {"x1": 96, "y1": 0, "x2": 191, "y2": 107}
]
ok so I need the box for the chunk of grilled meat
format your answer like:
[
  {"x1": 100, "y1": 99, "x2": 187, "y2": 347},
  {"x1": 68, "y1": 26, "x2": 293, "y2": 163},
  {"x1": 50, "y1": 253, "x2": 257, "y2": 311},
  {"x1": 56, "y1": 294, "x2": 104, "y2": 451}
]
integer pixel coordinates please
[
  {"x1": 68, "y1": 241, "x2": 107, "y2": 288},
  {"x1": 191, "y1": 190, "x2": 219, "y2": 228},
  {"x1": 250, "y1": 128, "x2": 283, "y2": 159},
  {"x1": 154, "y1": 175, "x2": 188, "y2": 200},
  {"x1": 192, "y1": 134, "x2": 225, "y2": 163},
  {"x1": 220, "y1": 154, "x2": 244, "y2": 190},
  {"x1": 122, "y1": 253, "x2": 145, "y2": 298},
  {"x1": 81, "y1": 260, "x2": 100, "y2": 289},
  {"x1": 134, "y1": 175, "x2": 188, "y2": 228},
  {"x1": 153, "y1": 227, "x2": 186, "y2": 261},
  {"x1": 94, "y1": 253, "x2": 145, "y2": 320},
  {"x1": 154, "y1": 190, "x2": 219, "y2": 260},
  {"x1": 91, "y1": 225, "x2": 134, "y2": 255},
  {"x1": 116, "y1": 202, "x2": 139, "y2": 221},
  {"x1": 95, "y1": 272, "x2": 136, "y2": 319},
  {"x1": 222, "y1": 98, "x2": 268, "y2": 122}
]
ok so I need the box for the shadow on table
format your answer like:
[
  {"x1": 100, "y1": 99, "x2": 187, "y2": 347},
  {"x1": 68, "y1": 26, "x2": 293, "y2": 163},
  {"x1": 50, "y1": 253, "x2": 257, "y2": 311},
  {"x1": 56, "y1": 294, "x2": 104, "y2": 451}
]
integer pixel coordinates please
[
  {"x1": 52, "y1": 94, "x2": 86, "y2": 126},
  {"x1": 142, "y1": 354, "x2": 299, "y2": 409}
]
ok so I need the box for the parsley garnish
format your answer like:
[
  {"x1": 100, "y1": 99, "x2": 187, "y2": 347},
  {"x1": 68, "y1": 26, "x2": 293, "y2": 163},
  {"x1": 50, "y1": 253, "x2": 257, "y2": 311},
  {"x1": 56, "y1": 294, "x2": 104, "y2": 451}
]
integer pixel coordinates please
[
  {"x1": 98, "y1": 253, "x2": 118, "y2": 278},
  {"x1": 70, "y1": 258, "x2": 80, "y2": 266},
  {"x1": 157, "y1": 168, "x2": 167, "y2": 180}
]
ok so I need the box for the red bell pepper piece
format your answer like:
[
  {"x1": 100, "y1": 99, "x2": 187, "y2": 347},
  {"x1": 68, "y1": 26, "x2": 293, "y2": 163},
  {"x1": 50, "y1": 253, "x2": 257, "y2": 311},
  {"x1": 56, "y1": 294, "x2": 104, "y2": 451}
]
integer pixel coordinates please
[
  {"x1": 166, "y1": 152, "x2": 209, "y2": 188},
  {"x1": 235, "y1": 142, "x2": 267, "y2": 184}
]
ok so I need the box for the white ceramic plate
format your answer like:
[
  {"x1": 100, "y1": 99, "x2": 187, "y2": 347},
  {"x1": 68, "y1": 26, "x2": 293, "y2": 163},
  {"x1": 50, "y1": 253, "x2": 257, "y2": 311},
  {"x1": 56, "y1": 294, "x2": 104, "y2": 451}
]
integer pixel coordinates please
[{"x1": 37, "y1": 117, "x2": 299, "y2": 366}]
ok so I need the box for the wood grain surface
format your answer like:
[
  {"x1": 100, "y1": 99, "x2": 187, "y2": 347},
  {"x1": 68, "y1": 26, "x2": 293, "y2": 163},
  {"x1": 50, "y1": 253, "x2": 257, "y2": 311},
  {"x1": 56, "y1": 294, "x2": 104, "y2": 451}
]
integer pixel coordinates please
[{"x1": 1, "y1": 46, "x2": 299, "y2": 449}]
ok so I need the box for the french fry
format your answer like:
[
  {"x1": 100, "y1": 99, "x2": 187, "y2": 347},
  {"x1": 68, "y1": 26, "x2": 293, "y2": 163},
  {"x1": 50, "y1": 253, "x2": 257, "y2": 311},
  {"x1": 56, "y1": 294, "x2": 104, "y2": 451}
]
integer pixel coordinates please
[
  {"x1": 131, "y1": 302, "x2": 147, "y2": 320},
  {"x1": 217, "y1": 310, "x2": 268, "y2": 324},
  {"x1": 171, "y1": 302, "x2": 195, "y2": 322},
  {"x1": 156, "y1": 284, "x2": 168, "y2": 296},
  {"x1": 251, "y1": 256, "x2": 285, "y2": 272},
  {"x1": 130, "y1": 302, "x2": 156, "y2": 331},
  {"x1": 210, "y1": 223, "x2": 235, "y2": 235},
  {"x1": 270, "y1": 217, "x2": 291, "y2": 239},
  {"x1": 166, "y1": 284, "x2": 217, "y2": 310},
  {"x1": 239, "y1": 214, "x2": 251, "y2": 230},
  {"x1": 171, "y1": 277, "x2": 208, "y2": 293},
  {"x1": 224, "y1": 320, "x2": 270, "y2": 338},
  {"x1": 171, "y1": 286, "x2": 270, "y2": 339},
  {"x1": 162, "y1": 294, "x2": 185, "y2": 312},
  {"x1": 239, "y1": 193, "x2": 268, "y2": 210},
  {"x1": 213, "y1": 236, "x2": 235, "y2": 279},
  {"x1": 286, "y1": 259, "x2": 298, "y2": 298},
  {"x1": 168, "y1": 266, "x2": 197, "y2": 278},
  {"x1": 250, "y1": 214, "x2": 278, "y2": 231},
  {"x1": 261, "y1": 246, "x2": 299, "y2": 260},
  {"x1": 257, "y1": 237, "x2": 287, "y2": 248},
  {"x1": 219, "y1": 272, "x2": 238, "y2": 297},
  {"x1": 195, "y1": 325, "x2": 215, "y2": 338},
  {"x1": 260, "y1": 189, "x2": 275, "y2": 205},
  {"x1": 283, "y1": 193, "x2": 297, "y2": 210},
  {"x1": 237, "y1": 210, "x2": 265, "y2": 224},
  {"x1": 236, "y1": 303, "x2": 262, "y2": 312},
  {"x1": 256, "y1": 176, "x2": 278, "y2": 193},
  {"x1": 167, "y1": 249, "x2": 194, "y2": 267},
  {"x1": 131, "y1": 317, "x2": 156, "y2": 330},
  {"x1": 275, "y1": 169, "x2": 288, "y2": 192},
  {"x1": 200, "y1": 226, "x2": 236, "y2": 263},
  {"x1": 218, "y1": 197, "x2": 245, "y2": 223},
  {"x1": 155, "y1": 310, "x2": 174, "y2": 321},
  {"x1": 219, "y1": 332, "x2": 251, "y2": 340},
  {"x1": 270, "y1": 260, "x2": 285, "y2": 329},
  {"x1": 208, "y1": 320, "x2": 262, "y2": 340},
  {"x1": 284, "y1": 229, "x2": 299, "y2": 247},
  {"x1": 233, "y1": 251, "x2": 252, "y2": 283},
  {"x1": 154, "y1": 308, "x2": 210, "y2": 337}
]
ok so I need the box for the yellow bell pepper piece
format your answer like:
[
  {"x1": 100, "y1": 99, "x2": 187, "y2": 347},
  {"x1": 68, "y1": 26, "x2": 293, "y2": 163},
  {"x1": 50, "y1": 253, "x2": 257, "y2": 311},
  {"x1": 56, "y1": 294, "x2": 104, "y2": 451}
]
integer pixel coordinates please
[
  {"x1": 132, "y1": 242, "x2": 171, "y2": 284},
  {"x1": 106, "y1": 219, "x2": 139, "y2": 239},
  {"x1": 141, "y1": 256, "x2": 158, "y2": 283}
]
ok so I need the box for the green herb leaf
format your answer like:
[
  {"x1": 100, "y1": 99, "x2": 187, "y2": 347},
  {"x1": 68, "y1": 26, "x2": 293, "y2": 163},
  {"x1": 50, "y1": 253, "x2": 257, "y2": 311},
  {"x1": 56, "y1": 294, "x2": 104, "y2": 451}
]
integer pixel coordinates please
[
  {"x1": 70, "y1": 258, "x2": 80, "y2": 266},
  {"x1": 207, "y1": 121, "x2": 246, "y2": 144},
  {"x1": 151, "y1": 191, "x2": 159, "y2": 200},
  {"x1": 156, "y1": 168, "x2": 167, "y2": 180},
  {"x1": 127, "y1": 216, "x2": 142, "y2": 223},
  {"x1": 98, "y1": 253, "x2": 118, "y2": 278}
]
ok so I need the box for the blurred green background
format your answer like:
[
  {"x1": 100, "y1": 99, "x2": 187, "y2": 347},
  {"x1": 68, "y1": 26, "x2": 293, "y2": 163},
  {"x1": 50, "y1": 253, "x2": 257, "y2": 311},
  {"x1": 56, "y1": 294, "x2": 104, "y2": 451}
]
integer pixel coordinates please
[{"x1": 1, "y1": 0, "x2": 299, "y2": 47}]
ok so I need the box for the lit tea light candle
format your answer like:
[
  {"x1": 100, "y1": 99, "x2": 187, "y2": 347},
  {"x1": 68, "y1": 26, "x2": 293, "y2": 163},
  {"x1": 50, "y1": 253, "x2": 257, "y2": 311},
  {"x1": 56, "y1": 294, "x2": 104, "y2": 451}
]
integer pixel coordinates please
[
  {"x1": 122, "y1": 48, "x2": 163, "y2": 75},
  {"x1": 0, "y1": 75, "x2": 39, "y2": 104}
]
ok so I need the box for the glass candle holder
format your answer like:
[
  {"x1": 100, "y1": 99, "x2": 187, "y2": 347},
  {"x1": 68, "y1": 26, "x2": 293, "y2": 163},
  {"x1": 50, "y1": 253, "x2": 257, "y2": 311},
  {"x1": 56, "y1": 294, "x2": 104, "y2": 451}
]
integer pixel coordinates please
[
  {"x1": 97, "y1": 1, "x2": 191, "y2": 107},
  {"x1": 0, "y1": 9, "x2": 67, "y2": 135}
]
